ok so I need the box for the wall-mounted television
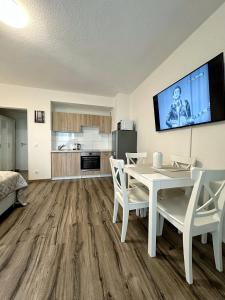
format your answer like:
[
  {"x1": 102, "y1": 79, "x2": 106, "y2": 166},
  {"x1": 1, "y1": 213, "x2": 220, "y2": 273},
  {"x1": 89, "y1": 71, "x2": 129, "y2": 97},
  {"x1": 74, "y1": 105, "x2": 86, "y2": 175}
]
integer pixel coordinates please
[{"x1": 153, "y1": 53, "x2": 225, "y2": 131}]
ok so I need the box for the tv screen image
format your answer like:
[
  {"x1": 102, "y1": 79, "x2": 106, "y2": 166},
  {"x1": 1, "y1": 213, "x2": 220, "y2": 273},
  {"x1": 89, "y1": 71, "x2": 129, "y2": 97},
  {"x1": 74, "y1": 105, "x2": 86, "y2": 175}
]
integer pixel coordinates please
[
  {"x1": 157, "y1": 64, "x2": 211, "y2": 130},
  {"x1": 153, "y1": 53, "x2": 225, "y2": 131}
]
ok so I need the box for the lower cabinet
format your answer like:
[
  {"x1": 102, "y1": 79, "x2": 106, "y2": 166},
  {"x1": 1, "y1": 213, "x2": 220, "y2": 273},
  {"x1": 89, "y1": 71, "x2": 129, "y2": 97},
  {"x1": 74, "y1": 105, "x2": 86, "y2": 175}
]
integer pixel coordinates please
[
  {"x1": 81, "y1": 170, "x2": 100, "y2": 177},
  {"x1": 52, "y1": 151, "x2": 112, "y2": 178},
  {"x1": 52, "y1": 152, "x2": 81, "y2": 177},
  {"x1": 100, "y1": 152, "x2": 112, "y2": 174}
]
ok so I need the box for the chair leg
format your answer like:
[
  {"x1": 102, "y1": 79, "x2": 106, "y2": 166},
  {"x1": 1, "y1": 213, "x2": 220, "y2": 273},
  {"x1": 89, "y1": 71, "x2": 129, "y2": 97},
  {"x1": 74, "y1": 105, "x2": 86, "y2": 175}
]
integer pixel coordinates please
[
  {"x1": 113, "y1": 198, "x2": 119, "y2": 223},
  {"x1": 185, "y1": 186, "x2": 192, "y2": 198},
  {"x1": 142, "y1": 208, "x2": 147, "y2": 218},
  {"x1": 139, "y1": 208, "x2": 146, "y2": 218},
  {"x1": 121, "y1": 208, "x2": 129, "y2": 242},
  {"x1": 212, "y1": 231, "x2": 223, "y2": 272},
  {"x1": 183, "y1": 234, "x2": 193, "y2": 284},
  {"x1": 157, "y1": 214, "x2": 164, "y2": 236},
  {"x1": 201, "y1": 233, "x2": 208, "y2": 244}
]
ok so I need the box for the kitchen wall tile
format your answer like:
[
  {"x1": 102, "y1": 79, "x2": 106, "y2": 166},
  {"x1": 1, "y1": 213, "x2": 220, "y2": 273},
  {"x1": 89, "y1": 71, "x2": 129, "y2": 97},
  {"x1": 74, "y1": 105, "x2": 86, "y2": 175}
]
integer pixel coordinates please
[{"x1": 52, "y1": 127, "x2": 112, "y2": 150}]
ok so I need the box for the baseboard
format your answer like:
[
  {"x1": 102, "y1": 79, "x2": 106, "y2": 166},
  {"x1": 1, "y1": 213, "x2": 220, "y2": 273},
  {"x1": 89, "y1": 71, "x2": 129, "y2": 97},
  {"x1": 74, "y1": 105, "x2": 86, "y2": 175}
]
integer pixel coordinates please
[{"x1": 52, "y1": 174, "x2": 112, "y2": 180}]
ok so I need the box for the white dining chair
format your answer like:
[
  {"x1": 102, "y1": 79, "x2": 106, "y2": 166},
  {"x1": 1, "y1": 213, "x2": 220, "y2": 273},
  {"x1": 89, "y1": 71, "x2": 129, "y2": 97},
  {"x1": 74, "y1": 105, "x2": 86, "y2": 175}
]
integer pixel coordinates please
[
  {"x1": 126, "y1": 152, "x2": 148, "y2": 187},
  {"x1": 167, "y1": 155, "x2": 197, "y2": 199},
  {"x1": 171, "y1": 154, "x2": 196, "y2": 170},
  {"x1": 126, "y1": 152, "x2": 148, "y2": 217},
  {"x1": 157, "y1": 167, "x2": 225, "y2": 284},
  {"x1": 110, "y1": 157, "x2": 149, "y2": 242}
]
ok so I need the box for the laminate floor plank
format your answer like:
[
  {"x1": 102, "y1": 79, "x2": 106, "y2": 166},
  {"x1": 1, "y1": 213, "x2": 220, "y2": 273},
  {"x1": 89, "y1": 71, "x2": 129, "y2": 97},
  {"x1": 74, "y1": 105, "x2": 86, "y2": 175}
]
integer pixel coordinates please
[{"x1": 0, "y1": 178, "x2": 225, "y2": 300}]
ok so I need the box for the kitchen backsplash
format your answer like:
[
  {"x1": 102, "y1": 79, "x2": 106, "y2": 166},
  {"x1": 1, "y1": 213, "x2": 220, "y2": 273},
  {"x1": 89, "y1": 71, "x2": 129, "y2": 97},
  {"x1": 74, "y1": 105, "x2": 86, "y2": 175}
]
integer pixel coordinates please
[{"x1": 52, "y1": 127, "x2": 112, "y2": 150}]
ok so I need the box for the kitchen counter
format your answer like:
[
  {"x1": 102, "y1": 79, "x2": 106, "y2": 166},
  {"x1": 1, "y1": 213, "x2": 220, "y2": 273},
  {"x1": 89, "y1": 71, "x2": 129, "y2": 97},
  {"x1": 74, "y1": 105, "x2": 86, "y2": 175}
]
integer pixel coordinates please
[
  {"x1": 51, "y1": 149, "x2": 112, "y2": 153},
  {"x1": 51, "y1": 149, "x2": 112, "y2": 179}
]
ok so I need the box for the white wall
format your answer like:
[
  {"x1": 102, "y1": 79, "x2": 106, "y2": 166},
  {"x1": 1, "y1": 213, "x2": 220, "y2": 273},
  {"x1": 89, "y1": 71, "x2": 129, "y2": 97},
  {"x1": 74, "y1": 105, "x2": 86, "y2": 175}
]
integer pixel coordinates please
[
  {"x1": 130, "y1": 3, "x2": 225, "y2": 168},
  {"x1": 0, "y1": 83, "x2": 115, "y2": 180},
  {"x1": 112, "y1": 93, "x2": 130, "y2": 130},
  {"x1": 52, "y1": 102, "x2": 112, "y2": 116}
]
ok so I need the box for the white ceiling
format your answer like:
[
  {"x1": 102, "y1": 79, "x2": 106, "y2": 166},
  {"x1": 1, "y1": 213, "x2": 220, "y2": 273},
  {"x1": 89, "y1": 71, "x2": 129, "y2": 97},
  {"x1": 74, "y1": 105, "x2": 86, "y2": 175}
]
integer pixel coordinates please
[{"x1": 0, "y1": 0, "x2": 224, "y2": 96}]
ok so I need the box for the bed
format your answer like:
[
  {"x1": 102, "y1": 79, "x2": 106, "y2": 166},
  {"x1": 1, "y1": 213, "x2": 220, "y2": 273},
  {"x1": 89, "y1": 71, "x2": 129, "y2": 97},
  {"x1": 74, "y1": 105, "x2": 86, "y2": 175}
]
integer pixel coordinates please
[{"x1": 0, "y1": 171, "x2": 28, "y2": 215}]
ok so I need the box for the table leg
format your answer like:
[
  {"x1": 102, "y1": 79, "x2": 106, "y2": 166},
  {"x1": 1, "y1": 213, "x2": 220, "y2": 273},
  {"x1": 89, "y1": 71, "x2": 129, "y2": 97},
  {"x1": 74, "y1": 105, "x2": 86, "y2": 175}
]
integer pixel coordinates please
[{"x1": 148, "y1": 183, "x2": 158, "y2": 257}]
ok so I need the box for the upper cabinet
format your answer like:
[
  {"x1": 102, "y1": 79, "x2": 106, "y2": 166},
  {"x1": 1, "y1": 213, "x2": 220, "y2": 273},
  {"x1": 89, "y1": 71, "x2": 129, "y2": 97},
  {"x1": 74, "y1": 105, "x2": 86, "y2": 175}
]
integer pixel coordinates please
[
  {"x1": 99, "y1": 116, "x2": 112, "y2": 134},
  {"x1": 52, "y1": 112, "x2": 67, "y2": 132},
  {"x1": 52, "y1": 112, "x2": 112, "y2": 134}
]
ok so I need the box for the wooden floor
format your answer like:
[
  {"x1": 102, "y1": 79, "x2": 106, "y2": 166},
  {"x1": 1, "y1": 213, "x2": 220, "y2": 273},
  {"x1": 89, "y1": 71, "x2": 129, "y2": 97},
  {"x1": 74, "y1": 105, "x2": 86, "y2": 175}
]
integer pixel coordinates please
[{"x1": 0, "y1": 178, "x2": 225, "y2": 300}]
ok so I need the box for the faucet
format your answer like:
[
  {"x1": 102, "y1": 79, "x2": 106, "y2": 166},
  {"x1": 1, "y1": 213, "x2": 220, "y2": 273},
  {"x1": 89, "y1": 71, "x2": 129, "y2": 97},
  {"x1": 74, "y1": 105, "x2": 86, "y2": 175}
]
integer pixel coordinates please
[{"x1": 58, "y1": 144, "x2": 66, "y2": 150}]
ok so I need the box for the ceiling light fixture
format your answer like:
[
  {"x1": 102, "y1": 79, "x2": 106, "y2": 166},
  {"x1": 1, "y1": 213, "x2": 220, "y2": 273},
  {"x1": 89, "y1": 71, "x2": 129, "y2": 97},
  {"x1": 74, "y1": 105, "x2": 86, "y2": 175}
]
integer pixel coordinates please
[{"x1": 0, "y1": 0, "x2": 28, "y2": 28}]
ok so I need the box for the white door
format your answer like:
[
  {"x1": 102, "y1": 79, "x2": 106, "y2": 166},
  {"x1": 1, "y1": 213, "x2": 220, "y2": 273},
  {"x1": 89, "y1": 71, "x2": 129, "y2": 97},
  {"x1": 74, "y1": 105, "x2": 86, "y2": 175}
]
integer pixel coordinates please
[
  {"x1": 7, "y1": 119, "x2": 16, "y2": 170},
  {"x1": 0, "y1": 116, "x2": 15, "y2": 171},
  {"x1": 1, "y1": 117, "x2": 9, "y2": 170},
  {"x1": 16, "y1": 118, "x2": 28, "y2": 170}
]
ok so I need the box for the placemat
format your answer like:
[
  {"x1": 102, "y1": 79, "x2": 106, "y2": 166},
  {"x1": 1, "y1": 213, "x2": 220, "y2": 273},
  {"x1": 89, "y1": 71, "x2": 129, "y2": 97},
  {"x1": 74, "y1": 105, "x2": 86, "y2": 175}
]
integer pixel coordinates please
[{"x1": 131, "y1": 164, "x2": 190, "y2": 178}]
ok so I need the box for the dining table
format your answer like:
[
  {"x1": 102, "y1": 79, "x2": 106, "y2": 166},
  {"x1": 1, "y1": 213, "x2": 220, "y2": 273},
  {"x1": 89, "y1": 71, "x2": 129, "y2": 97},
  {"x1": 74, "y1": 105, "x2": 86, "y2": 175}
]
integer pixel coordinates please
[{"x1": 124, "y1": 164, "x2": 194, "y2": 257}]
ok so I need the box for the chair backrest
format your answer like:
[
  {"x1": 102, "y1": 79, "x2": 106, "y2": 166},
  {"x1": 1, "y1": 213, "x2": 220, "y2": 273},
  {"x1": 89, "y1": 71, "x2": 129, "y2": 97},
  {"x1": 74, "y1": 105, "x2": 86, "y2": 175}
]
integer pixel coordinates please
[
  {"x1": 109, "y1": 157, "x2": 128, "y2": 205},
  {"x1": 126, "y1": 152, "x2": 147, "y2": 165},
  {"x1": 171, "y1": 155, "x2": 196, "y2": 170},
  {"x1": 185, "y1": 168, "x2": 225, "y2": 229}
]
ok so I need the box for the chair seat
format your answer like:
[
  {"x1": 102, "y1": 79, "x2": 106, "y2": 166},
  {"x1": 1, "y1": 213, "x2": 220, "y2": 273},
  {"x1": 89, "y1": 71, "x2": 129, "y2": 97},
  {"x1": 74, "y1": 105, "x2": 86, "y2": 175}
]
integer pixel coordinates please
[
  {"x1": 128, "y1": 186, "x2": 149, "y2": 205},
  {"x1": 158, "y1": 193, "x2": 219, "y2": 231},
  {"x1": 158, "y1": 193, "x2": 189, "y2": 227},
  {"x1": 159, "y1": 188, "x2": 185, "y2": 198},
  {"x1": 129, "y1": 178, "x2": 145, "y2": 187},
  {"x1": 116, "y1": 186, "x2": 149, "y2": 209}
]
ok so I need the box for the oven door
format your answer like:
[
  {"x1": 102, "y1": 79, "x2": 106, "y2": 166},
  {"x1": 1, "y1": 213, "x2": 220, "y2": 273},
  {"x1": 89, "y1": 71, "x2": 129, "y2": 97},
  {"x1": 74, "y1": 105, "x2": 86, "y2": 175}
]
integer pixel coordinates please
[{"x1": 81, "y1": 155, "x2": 100, "y2": 171}]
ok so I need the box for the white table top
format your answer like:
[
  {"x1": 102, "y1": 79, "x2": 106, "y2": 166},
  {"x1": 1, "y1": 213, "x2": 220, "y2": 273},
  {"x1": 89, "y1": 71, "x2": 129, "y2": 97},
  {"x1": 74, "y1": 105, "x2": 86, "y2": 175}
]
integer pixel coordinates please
[{"x1": 124, "y1": 164, "x2": 193, "y2": 188}]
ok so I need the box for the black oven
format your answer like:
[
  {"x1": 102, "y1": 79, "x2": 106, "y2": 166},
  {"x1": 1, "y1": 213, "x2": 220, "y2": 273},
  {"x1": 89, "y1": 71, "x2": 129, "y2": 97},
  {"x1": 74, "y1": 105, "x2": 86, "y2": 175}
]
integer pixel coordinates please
[{"x1": 80, "y1": 152, "x2": 100, "y2": 171}]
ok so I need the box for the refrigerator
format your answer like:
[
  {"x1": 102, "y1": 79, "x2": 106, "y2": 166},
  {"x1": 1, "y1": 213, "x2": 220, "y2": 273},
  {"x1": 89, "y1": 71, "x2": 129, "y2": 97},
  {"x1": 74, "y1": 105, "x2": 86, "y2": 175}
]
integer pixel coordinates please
[{"x1": 112, "y1": 130, "x2": 137, "y2": 162}]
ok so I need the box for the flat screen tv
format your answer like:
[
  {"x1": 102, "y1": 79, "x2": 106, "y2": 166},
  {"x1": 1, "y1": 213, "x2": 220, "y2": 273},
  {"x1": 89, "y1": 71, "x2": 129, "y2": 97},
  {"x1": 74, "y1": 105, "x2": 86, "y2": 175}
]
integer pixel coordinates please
[{"x1": 153, "y1": 53, "x2": 225, "y2": 131}]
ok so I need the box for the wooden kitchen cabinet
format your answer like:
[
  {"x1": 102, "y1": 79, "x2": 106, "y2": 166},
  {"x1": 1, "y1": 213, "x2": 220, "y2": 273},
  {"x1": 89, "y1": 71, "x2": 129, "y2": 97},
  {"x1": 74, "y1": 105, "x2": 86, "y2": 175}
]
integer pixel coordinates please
[
  {"x1": 100, "y1": 152, "x2": 112, "y2": 174},
  {"x1": 72, "y1": 114, "x2": 82, "y2": 132},
  {"x1": 52, "y1": 152, "x2": 81, "y2": 177},
  {"x1": 80, "y1": 114, "x2": 88, "y2": 127},
  {"x1": 66, "y1": 113, "x2": 74, "y2": 131},
  {"x1": 52, "y1": 112, "x2": 68, "y2": 131},
  {"x1": 99, "y1": 116, "x2": 112, "y2": 134},
  {"x1": 52, "y1": 112, "x2": 111, "y2": 133},
  {"x1": 67, "y1": 113, "x2": 81, "y2": 132},
  {"x1": 52, "y1": 151, "x2": 112, "y2": 178},
  {"x1": 81, "y1": 114, "x2": 99, "y2": 128},
  {"x1": 80, "y1": 114, "x2": 92, "y2": 127},
  {"x1": 91, "y1": 114, "x2": 100, "y2": 127},
  {"x1": 52, "y1": 112, "x2": 82, "y2": 132}
]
